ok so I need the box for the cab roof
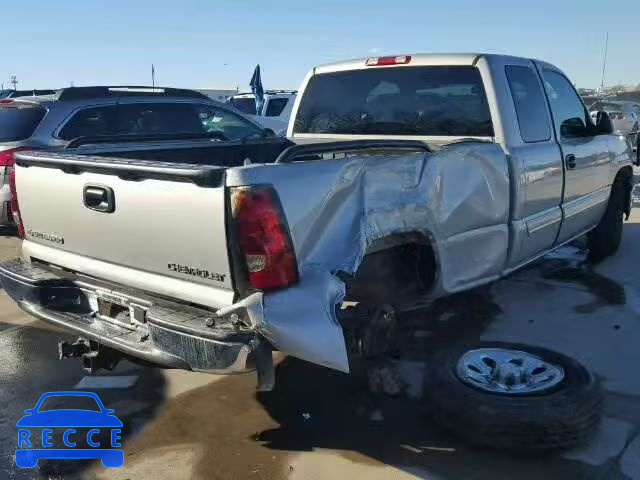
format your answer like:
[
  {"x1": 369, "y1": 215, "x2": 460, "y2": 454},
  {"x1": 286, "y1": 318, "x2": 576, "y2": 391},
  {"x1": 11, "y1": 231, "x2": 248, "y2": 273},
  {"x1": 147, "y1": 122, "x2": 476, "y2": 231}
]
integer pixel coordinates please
[{"x1": 312, "y1": 53, "x2": 537, "y2": 74}]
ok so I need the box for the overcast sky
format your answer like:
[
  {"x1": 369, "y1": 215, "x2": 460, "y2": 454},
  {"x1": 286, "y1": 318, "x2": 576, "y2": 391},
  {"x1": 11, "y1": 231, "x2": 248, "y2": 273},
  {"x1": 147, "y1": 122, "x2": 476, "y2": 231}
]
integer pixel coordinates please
[{"x1": 2, "y1": 0, "x2": 637, "y2": 91}]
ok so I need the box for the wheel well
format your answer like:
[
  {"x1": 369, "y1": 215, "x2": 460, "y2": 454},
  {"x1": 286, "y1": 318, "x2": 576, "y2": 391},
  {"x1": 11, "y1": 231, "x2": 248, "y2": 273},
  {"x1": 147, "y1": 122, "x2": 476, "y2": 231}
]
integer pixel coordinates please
[
  {"x1": 615, "y1": 166, "x2": 633, "y2": 184},
  {"x1": 341, "y1": 232, "x2": 437, "y2": 307},
  {"x1": 614, "y1": 166, "x2": 634, "y2": 219}
]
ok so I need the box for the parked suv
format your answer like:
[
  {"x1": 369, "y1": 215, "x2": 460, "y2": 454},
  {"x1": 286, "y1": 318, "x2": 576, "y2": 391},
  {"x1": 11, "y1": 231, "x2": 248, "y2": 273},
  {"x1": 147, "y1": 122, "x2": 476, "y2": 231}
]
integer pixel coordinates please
[{"x1": 0, "y1": 86, "x2": 270, "y2": 225}]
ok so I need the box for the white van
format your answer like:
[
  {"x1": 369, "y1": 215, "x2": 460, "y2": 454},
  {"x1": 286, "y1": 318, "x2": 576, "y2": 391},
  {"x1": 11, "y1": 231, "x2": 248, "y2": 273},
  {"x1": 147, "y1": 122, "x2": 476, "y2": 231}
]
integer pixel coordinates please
[{"x1": 227, "y1": 90, "x2": 296, "y2": 136}]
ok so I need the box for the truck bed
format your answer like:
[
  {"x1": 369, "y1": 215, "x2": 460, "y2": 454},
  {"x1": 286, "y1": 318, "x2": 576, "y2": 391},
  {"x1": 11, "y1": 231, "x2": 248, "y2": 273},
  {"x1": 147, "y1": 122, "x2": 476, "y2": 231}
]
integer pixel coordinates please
[
  {"x1": 78, "y1": 136, "x2": 293, "y2": 166},
  {"x1": 13, "y1": 138, "x2": 292, "y2": 309}
]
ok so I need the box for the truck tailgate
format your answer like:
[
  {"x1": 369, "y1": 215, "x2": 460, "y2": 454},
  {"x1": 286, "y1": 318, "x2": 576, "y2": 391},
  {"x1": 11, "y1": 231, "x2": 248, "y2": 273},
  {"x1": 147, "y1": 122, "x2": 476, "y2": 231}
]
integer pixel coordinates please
[{"x1": 14, "y1": 152, "x2": 234, "y2": 308}]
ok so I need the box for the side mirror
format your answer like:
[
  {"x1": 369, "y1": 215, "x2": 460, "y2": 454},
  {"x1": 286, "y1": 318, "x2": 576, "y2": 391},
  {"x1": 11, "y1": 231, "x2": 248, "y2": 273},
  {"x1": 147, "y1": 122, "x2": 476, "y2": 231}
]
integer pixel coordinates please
[
  {"x1": 23, "y1": 409, "x2": 34, "y2": 414},
  {"x1": 262, "y1": 128, "x2": 276, "y2": 138},
  {"x1": 594, "y1": 111, "x2": 613, "y2": 135},
  {"x1": 560, "y1": 118, "x2": 588, "y2": 138}
]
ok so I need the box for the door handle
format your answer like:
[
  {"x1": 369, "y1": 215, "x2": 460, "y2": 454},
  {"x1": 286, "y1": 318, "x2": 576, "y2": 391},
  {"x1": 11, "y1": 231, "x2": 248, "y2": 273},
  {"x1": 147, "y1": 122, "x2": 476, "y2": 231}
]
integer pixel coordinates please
[
  {"x1": 565, "y1": 154, "x2": 577, "y2": 169},
  {"x1": 83, "y1": 185, "x2": 115, "y2": 213}
]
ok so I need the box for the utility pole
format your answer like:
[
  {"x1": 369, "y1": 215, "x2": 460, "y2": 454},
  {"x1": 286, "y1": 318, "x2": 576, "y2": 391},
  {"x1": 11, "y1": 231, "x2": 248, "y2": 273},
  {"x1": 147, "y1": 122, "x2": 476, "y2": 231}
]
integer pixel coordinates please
[
  {"x1": 10, "y1": 75, "x2": 17, "y2": 90},
  {"x1": 599, "y1": 32, "x2": 608, "y2": 92},
  {"x1": 151, "y1": 64, "x2": 155, "y2": 88}
]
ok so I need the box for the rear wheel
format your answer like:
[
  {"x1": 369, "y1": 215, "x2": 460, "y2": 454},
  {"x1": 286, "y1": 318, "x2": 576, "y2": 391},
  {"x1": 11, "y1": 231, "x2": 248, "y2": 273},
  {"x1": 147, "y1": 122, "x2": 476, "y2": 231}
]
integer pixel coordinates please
[
  {"x1": 587, "y1": 180, "x2": 624, "y2": 261},
  {"x1": 425, "y1": 342, "x2": 603, "y2": 451}
]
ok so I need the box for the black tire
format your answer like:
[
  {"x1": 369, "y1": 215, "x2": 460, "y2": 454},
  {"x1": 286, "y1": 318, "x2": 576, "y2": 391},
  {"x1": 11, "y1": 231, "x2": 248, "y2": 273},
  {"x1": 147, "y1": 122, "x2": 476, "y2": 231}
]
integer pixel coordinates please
[
  {"x1": 425, "y1": 341, "x2": 603, "y2": 452},
  {"x1": 587, "y1": 180, "x2": 624, "y2": 262}
]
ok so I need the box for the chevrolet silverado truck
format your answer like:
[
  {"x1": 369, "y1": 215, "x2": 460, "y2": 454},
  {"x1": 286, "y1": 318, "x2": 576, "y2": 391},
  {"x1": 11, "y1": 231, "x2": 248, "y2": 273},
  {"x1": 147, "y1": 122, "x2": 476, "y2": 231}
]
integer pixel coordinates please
[{"x1": 0, "y1": 54, "x2": 635, "y2": 393}]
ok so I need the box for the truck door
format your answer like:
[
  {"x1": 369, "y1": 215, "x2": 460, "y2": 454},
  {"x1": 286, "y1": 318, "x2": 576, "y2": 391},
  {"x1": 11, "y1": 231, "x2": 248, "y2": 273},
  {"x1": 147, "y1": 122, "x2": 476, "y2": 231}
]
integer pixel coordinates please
[
  {"x1": 536, "y1": 65, "x2": 611, "y2": 243},
  {"x1": 502, "y1": 62, "x2": 564, "y2": 267}
]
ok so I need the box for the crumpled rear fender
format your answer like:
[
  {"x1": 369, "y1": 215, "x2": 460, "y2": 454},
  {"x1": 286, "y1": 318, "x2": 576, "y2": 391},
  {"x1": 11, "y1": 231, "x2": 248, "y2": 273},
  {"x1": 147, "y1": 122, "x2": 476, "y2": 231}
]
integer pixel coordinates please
[{"x1": 224, "y1": 141, "x2": 510, "y2": 372}]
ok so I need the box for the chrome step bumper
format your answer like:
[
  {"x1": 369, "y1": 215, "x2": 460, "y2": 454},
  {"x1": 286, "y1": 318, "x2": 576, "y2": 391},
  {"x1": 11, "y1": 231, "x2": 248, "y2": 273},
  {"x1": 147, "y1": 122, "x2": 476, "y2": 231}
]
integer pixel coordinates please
[{"x1": 0, "y1": 259, "x2": 259, "y2": 374}]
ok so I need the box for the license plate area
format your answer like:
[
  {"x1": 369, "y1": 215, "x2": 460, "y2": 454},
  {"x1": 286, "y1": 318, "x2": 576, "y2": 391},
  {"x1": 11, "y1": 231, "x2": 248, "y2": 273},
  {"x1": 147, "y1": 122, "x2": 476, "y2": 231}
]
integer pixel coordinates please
[{"x1": 89, "y1": 290, "x2": 148, "y2": 330}]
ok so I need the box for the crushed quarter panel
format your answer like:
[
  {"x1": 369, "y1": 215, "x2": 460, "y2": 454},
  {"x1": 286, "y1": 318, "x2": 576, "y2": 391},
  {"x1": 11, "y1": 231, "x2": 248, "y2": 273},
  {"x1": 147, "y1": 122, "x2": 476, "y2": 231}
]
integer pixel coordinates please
[{"x1": 225, "y1": 141, "x2": 509, "y2": 371}]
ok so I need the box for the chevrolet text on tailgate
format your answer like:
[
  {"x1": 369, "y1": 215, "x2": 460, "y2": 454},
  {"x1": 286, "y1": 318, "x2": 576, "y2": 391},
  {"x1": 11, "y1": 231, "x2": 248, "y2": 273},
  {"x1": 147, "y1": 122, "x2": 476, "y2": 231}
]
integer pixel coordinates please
[{"x1": 1, "y1": 53, "x2": 635, "y2": 390}]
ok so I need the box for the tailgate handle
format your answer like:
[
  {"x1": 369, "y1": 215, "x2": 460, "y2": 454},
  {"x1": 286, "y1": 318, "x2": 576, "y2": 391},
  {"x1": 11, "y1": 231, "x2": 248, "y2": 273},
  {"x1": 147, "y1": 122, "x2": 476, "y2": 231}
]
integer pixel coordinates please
[{"x1": 83, "y1": 185, "x2": 115, "y2": 213}]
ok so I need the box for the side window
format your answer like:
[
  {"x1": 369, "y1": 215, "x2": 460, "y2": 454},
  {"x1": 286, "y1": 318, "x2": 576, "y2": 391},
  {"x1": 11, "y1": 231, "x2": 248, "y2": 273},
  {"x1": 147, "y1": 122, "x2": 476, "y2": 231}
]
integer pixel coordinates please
[
  {"x1": 265, "y1": 98, "x2": 289, "y2": 117},
  {"x1": 542, "y1": 70, "x2": 590, "y2": 139},
  {"x1": 505, "y1": 65, "x2": 551, "y2": 143},
  {"x1": 58, "y1": 106, "x2": 115, "y2": 140},
  {"x1": 229, "y1": 98, "x2": 257, "y2": 115},
  {"x1": 112, "y1": 103, "x2": 204, "y2": 135},
  {"x1": 196, "y1": 105, "x2": 263, "y2": 140}
]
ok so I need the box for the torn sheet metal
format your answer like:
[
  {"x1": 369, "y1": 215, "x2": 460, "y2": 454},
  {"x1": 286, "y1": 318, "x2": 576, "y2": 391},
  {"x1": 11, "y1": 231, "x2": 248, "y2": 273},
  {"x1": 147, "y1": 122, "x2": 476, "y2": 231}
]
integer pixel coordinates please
[{"x1": 225, "y1": 141, "x2": 510, "y2": 372}]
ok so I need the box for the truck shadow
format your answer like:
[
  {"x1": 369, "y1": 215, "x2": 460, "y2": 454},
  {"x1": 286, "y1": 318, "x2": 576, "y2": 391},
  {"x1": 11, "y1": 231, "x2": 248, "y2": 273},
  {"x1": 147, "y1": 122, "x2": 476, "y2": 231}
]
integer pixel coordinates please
[
  {"x1": 108, "y1": 284, "x2": 593, "y2": 479},
  {"x1": 531, "y1": 250, "x2": 627, "y2": 314},
  {"x1": 103, "y1": 356, "x2": 587, "y2": 480},
  {"x1": 251, "y1": 289, "x2": 592, "y2": 479},
  {"x1": 252, "y1": 358, "x2": 591, "y2": 480}
]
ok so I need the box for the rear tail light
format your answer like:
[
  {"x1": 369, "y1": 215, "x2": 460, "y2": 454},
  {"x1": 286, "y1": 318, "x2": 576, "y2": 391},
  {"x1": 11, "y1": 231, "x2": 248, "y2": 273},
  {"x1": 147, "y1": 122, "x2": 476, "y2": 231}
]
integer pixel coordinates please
[
  {"x1": 365, "y1": 55, "x2": 412, "y2": 66},
  {"x1": 231, "y1": 186, "x2": 299, "y2": 290},
  {"x1": 4, "y1": 147, "x2": 38, "y2": 237},
  {"x1": 9, "y1": 167, "x2": 23, "y2": 238}
]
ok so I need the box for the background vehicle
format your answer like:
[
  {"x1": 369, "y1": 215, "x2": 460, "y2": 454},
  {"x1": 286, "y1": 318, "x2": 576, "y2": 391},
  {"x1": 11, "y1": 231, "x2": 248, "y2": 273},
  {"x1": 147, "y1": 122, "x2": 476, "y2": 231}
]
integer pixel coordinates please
[
  {"x1": 0, "y1": 54, "x2": 634, "y2": 392},
  {"x1": 0, "y1": 86, "x2": 272, "y2": 226},
  {"x1": 227, "y1": 90, "x2": 297, "y2": 135},
  {"x1": 589, "y1": 100, "x2": 640, "y2": 159}
]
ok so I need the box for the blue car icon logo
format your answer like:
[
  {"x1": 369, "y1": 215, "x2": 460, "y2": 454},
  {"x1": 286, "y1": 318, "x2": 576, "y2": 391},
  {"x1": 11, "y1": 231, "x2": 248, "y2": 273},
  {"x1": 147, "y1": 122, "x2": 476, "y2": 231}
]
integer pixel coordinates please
[{"x1": 15, "y1": 391, "x2": 124, "y2": 468}]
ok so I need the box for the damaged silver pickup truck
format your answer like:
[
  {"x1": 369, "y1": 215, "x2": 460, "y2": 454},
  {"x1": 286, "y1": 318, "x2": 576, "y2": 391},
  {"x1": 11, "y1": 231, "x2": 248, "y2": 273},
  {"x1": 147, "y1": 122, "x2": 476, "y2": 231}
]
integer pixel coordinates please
[{"x1": 1, "y1": 53, "x2": 635, "y2": 391}]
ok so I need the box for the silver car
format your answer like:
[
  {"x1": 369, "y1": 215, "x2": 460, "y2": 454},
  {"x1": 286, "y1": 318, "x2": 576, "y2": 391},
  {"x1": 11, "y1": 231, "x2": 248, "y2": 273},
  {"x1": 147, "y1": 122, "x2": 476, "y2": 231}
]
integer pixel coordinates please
[
  {"x1": 0, "y1": 86, "x2": 270, "y2": 225},
  {"x1": 589, "y1": 100, "x2": 640, "y2": 158}
]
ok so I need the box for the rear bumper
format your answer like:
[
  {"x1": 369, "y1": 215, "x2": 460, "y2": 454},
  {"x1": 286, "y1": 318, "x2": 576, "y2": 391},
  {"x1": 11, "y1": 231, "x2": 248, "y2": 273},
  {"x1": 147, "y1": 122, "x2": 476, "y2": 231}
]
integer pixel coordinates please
[{"x1": 0, "y1": 259, "x2": 259, "y2": 374}]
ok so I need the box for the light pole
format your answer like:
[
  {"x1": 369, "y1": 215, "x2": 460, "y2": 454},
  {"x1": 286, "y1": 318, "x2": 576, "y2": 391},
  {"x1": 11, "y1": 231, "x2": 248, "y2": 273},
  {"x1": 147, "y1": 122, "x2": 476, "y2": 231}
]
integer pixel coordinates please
[
  {"x1": 599, "y1": 32, "x2": 608, "y2": 92},
  {"x1": 10, "y1": 76, "x2": 17, "y2": 90}
]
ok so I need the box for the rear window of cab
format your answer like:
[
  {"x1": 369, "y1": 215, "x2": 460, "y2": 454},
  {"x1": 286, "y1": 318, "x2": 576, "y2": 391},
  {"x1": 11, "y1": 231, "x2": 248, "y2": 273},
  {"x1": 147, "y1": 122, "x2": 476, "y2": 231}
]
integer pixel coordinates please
[{"x1": 293, "y1": 66, "x2": 493, "y2": 137}]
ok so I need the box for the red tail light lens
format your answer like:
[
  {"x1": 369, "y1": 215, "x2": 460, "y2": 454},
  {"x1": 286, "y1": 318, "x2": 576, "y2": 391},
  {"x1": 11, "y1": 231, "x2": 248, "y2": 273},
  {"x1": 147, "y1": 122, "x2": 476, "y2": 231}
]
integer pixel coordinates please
[
  {"x1": 0, "y1": 146, "x2": 37, "y2": 167},
  {"x1": 4, "y1": 147, "x2": 38, "y2": 237},
  {"x1": 9, "y1": 167, "x2": 23, "y2": 238},
  {"x1": 232, "y1": 186, "x2": 299, "y2": 290}
]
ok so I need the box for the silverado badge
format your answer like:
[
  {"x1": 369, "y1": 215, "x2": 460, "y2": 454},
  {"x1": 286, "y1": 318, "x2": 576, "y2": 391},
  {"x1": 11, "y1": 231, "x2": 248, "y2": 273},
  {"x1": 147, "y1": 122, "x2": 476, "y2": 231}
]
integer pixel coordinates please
[
  {"x1": 26, "y1": 229, "x2": 65, "y2": 245},
  {"x1": 167, "y1": 263, "x2": 226, "y2": 283}
]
